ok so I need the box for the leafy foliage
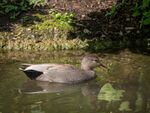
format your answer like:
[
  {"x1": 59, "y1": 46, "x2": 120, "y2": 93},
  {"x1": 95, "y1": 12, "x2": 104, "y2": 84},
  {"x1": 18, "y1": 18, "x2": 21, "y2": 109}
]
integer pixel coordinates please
[
  {"x1": 105, "y1": 5, "x2": 118, "y2": 17},
  {"x1": 34, "y1": 11, "x2": 75, "y2": 31},
  {"x1": 29, "y1": 0, "x2": 47, "y2": 7},
  {"x1": 106, "y1": 0, "x2": 150, "y2": 27},
  {"x1": 133, "y1": 0, "x2": 150, "y2": 27},
  {"x1": 0, "y1": 0, "x2": 47, "y2": 19},
  {"x1": 106, "y1": 0, "x2": 126, "y2": 17}
]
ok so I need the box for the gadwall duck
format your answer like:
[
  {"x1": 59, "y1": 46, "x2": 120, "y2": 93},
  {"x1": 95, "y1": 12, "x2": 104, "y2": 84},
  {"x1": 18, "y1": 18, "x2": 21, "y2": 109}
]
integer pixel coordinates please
[{"x1": 20, "y1": 55, "x2": 106, "y2": 83}]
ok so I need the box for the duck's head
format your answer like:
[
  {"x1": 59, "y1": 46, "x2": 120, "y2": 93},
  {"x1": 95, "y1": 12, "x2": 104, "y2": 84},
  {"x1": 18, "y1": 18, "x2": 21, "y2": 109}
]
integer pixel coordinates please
[{"x1": 81, "y1": 55, "x2": 106, "y2": 70}]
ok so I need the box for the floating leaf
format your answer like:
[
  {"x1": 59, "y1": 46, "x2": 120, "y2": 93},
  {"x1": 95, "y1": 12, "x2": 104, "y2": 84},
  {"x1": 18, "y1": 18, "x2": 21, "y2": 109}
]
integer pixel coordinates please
[
  {"x1": 98, "y1": 83, "x2": 125, "y2": 102},
  {"x1": 119, "y1": 101, "x2": 132, "y2": 111}
]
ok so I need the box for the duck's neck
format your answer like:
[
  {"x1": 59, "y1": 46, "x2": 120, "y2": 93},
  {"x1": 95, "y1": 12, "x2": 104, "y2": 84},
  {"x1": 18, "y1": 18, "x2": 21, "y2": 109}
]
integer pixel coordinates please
[
  {"x1": 81, "y1": 64, "x2": 93, "y2": 71},
  {"x1": 81, "y1": 65, "x2": 96, "y2": 78}
]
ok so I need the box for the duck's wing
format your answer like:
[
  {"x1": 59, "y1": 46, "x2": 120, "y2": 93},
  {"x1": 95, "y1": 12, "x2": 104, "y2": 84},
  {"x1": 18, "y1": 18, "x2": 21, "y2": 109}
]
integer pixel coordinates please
[
  {"x1": 40, "y1": 68, "x2": 95, "y2": 83},
  {"x1": 20, "y1": 64, "x2": 75, "y2": 80},
  {"x1": 20, "y1": 64, "x2": 61, "y2": 72},
  {"x1": 19, "y1": 63, "x2": 32, "y2": 70}
]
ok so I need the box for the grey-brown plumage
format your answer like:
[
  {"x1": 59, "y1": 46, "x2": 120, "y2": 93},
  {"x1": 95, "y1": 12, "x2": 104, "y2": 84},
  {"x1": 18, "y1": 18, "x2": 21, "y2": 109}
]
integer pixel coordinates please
[{"x1": 20, "y1": 55, "x2": 105, "y2": 83}]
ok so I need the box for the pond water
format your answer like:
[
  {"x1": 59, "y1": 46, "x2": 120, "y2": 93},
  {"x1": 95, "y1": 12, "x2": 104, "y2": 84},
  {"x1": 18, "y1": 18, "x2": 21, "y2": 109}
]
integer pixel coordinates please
[{"x1": 0, "y1": 50, "x2": 150, "y2": 113}]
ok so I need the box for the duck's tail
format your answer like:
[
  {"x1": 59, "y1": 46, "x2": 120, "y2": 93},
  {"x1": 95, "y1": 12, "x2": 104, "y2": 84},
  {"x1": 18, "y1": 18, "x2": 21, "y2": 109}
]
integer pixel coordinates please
[
  {"x1": 23, "y1": 70, "x2": 43, "y2": 80},
  {"x1": 19, "y1": 63, "x2": 43, "y2": 80}
]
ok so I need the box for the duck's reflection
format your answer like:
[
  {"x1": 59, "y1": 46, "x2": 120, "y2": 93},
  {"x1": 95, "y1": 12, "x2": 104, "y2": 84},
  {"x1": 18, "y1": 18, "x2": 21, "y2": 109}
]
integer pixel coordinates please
[{"x1": 19, "y1": 80, "x2": 99, "y2": 95}]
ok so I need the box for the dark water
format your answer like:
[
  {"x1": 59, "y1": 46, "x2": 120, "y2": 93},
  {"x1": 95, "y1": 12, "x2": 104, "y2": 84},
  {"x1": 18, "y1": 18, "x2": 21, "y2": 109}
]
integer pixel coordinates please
[{"x1": 0, "y1": 51, "x2": 150, "y2": 113}]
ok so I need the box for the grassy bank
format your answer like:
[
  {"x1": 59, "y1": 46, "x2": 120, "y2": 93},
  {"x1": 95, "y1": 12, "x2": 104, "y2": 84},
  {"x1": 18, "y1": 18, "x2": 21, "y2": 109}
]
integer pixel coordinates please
[
  {"x1": 0, "y1": 10, "x2": 88, "y2": 51},
  {"x1": 0, "y1": 0, "x2": 149, "y2": 52},
  {"x1": 0, "y1": 38, "x2": 88, "y2": 51}
]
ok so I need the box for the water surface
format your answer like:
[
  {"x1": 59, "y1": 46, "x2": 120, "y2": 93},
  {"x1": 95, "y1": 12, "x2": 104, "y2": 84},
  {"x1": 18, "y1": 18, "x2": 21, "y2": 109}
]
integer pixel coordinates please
[{"x1": 0, "y1": 51, "x2": 150, "y2": 113}]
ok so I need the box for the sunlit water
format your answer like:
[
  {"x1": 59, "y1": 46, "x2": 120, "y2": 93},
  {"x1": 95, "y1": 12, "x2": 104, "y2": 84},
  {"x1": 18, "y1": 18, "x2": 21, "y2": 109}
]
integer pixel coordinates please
[{"x1": 0, "y1": 50, "x2": 150, "y2": 113}]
